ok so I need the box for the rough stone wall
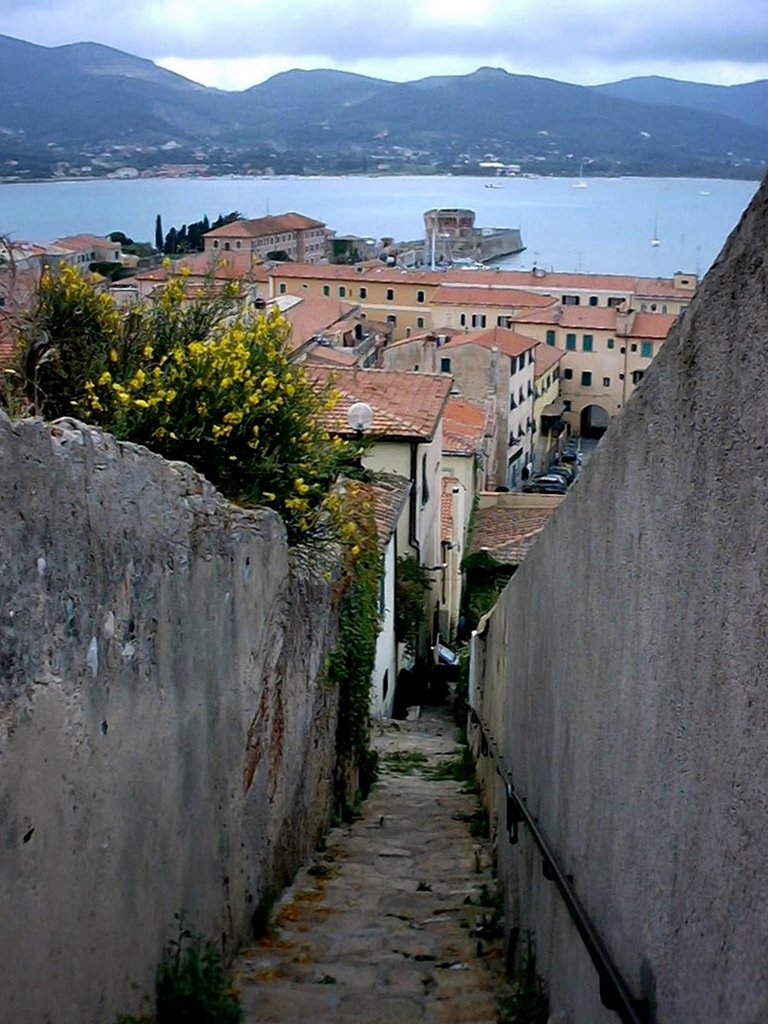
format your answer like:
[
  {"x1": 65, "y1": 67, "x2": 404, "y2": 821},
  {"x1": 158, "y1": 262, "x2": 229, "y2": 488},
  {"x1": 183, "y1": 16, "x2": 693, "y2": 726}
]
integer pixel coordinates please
[
  {"x1": 472, "y1": 175, "x2": 768, "y2": 1024},
  {"x1": 0, "y1": 415, "x2": 340, "y2": 1024}
]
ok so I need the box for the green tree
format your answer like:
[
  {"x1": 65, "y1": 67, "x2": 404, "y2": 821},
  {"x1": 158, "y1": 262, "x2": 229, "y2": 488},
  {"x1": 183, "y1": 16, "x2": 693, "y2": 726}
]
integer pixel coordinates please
[{"x1": 155, "y1": 214, "x2": 163, "y2": 252}]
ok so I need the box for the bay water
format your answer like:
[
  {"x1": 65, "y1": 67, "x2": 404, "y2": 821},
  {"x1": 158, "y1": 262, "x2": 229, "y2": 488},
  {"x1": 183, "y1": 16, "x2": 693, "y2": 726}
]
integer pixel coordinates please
[{"x1": 0, "y1": 174, "x2": 759, "y2": 279}]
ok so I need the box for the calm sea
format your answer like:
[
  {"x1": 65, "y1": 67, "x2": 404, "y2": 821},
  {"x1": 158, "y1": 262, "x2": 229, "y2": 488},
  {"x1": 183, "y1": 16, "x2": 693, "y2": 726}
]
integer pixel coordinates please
[{"x1": 0, "y1": 174, "x2": 759, "y2": 279}]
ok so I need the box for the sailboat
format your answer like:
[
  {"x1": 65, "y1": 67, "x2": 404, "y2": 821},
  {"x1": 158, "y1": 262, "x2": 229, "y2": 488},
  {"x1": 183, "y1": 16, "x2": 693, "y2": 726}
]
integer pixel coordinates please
[
  {"x1": 572, "y1": 161, "x2": 587, "y2": 188},
  {"x1": 650, "y1": 209, "x2": 661, "y2": 247}
]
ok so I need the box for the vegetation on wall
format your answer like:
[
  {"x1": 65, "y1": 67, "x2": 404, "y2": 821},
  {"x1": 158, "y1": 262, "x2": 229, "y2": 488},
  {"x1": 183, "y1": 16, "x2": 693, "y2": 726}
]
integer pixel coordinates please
[
  {"x1": 325, "y1": 483, "x2": 383, "y2": 815},
  {"x1": 117, "y1": 915, "x2": 242, "y2": 1024},
  {"x1": 2, "y1": 265, "x2": 358, "y2": 541},
  {"x1": 394, "y1": 554, "x2": 431, "y2": 654},
  {"x1": 461, "y1": 549, "x2": 515, "y2": 632}
]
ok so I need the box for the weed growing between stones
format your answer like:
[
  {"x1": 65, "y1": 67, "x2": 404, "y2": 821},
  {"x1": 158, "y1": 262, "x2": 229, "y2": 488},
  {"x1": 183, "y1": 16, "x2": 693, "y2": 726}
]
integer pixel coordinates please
[
  {"x1": 499, "y1": 933, "x2": 549, "y2": 1024},
  {"x1": 116, "y1": 914, "x2": 242, "y2": 1024},
  {"x1": 380, "y1": 750, "x2": 430, "y2": 775}
]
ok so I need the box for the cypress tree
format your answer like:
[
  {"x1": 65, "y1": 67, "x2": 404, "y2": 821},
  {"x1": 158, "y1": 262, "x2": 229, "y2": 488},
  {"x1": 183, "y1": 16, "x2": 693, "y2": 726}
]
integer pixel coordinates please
[{"x1": 155, "y1": 214, "x2": 163, "y2": 252}]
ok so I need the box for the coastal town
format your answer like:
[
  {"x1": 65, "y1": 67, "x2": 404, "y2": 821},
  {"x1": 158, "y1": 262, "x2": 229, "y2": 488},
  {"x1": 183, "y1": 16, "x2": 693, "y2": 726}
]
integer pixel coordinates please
[{"x1": 0, "y1": 206, "x2": 694, "y2": 718}]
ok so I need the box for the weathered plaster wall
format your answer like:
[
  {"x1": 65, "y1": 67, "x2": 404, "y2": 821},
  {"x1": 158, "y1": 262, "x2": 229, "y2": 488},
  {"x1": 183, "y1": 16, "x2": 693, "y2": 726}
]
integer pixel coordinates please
[
  {"x1": 0, "y1": 416, "x2": 340, "y2": 1024},
  {"x1": 472, "y1": 176, "x2": 768, "y2": 1023}
]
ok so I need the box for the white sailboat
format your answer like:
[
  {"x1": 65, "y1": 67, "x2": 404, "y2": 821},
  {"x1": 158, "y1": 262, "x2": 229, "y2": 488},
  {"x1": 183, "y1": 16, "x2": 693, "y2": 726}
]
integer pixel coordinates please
[
  {"x1": 572, "y1": 161, "x2": 587, "y2": 188},
  {"x1": 651, "y1": 211, "x2": 661, "y2": 247}
]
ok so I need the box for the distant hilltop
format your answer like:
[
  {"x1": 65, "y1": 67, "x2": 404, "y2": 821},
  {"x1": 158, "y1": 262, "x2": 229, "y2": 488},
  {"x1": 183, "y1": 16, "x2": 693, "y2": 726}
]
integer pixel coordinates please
[{"x1": 0, "y1": 33, "x2": 766, "y2": 182}]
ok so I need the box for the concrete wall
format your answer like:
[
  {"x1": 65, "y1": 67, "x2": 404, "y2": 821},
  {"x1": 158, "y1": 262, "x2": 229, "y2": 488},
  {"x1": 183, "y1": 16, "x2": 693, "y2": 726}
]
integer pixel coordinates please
[
  {"x1": 0, "y1": 415, "x2": 341, "y2": 1024},
  {"x1": 470, "y1": 176, "x2": 768, "y2": 1024}
]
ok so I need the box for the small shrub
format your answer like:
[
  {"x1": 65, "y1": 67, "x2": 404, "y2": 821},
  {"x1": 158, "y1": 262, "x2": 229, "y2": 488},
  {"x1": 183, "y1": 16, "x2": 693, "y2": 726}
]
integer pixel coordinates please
[
  {"x1": 500, "y1": 933, "x2": 549, "y2": 1024},
  {"x1": 155, "y1": 916, "x2": 242, "y2": 1024}
]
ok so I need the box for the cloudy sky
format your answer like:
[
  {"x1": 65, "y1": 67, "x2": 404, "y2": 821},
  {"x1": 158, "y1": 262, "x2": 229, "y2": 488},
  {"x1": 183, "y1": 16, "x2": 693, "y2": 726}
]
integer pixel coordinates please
[{"x1": 3, "y1": 0, "x2": 768, "y2": 90}]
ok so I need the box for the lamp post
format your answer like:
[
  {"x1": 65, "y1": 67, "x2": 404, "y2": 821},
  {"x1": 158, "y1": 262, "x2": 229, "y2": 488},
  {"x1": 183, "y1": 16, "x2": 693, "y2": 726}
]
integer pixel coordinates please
[{"x1": 346, "y1": 401, "x2": 374, "y2": 469}]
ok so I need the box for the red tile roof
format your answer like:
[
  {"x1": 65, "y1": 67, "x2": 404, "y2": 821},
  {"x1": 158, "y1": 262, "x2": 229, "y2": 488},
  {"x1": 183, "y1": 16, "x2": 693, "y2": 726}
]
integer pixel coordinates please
[
  {"x1": 446, "y1": 326, "x2": 538, "y2": 359},
  {"x1": 53, "y1": 234, "x2": 115, "y2": 249},
  {"x1": 442, "y1": 398, "x2": 495, "y2": 456},
  {"x1": 470, "y1": 504, "x2": 559, "y2": 565},
  {"x1": 268, "y1": 263, "x2": 697, "y2": 300},
  {"x1": 432, "y1": 284, "x2": 557, "y2": 308},
  {"x1": 307, "y1": 366, "x2": 452, "y2": 441},
  {"x1": 353, "y1": 474, "x2": 412, "y2": 553},
  {"x1": 628, "y1": 312, "x2": 677, "y2": 338},
  {"x1": 533, "y1": 343, "x2": 564, "y2": 376},
  {"x1": 558, "y1": 306, "x2": 619, "y2": 330},
  {"x1": 205, "y1": 213, "x2": 325, "y2": 238},
  {"x1": 279, "y1": 295, "x2": 355, "y2": 353}
]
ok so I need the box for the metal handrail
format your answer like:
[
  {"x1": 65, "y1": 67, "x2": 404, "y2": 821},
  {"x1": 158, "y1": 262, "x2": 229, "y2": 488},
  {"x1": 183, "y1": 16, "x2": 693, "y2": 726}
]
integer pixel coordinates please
[{"x1": 467, "y1": 704, "x2": 652, "y2": 1024}]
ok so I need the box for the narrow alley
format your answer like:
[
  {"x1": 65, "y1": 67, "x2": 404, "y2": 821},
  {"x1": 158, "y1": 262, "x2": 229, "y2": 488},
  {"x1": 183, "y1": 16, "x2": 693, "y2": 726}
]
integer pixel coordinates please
[{"x1": 235, "y1": 707, "x2": 509, "y2": 1023}]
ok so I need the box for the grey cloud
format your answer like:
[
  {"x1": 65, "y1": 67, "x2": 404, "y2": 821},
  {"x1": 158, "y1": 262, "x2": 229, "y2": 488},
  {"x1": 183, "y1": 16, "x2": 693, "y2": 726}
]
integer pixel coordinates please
[{"x1": 3, "y1": 0, "x2": 768, "y2": 74}]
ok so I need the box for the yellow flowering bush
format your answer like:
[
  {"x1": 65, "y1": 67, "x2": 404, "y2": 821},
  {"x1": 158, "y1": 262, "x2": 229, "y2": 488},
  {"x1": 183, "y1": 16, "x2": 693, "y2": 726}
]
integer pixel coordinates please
[
  {"x1": 6, "y1": 265, "x2": 359, "y2": 541},
  {"x1": 85, "y1": 306, "x2": 356, "y2": 540}
]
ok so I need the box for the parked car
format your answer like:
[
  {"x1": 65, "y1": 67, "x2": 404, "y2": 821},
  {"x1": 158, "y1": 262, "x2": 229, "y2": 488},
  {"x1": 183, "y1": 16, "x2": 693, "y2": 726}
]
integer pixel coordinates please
[
  {"x1": 523, "y1": 475, "x2": 567, "y2": 494},
  {"x1": 547, "y1": 464, "x2": 576, "y2": 485}
]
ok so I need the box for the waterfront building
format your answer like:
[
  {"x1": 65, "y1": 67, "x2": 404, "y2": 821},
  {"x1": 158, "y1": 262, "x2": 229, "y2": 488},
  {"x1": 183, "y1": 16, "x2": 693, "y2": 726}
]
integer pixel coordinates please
[{"x1": 203, "y1": 213, "x2": 328, "y2": 263}]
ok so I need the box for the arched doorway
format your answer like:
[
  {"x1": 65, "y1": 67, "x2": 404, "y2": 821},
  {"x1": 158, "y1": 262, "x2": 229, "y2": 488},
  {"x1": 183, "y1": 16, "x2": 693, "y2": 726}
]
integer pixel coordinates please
[{"x1": 580, "y1": 404, "x2": 609, "y2": 439}]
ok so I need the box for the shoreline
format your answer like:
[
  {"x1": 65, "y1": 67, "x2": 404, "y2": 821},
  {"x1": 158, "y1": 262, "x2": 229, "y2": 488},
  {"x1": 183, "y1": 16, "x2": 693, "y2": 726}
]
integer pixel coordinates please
[{"x1": 0, "y1": 170, "x2": 763, "y2": 188}]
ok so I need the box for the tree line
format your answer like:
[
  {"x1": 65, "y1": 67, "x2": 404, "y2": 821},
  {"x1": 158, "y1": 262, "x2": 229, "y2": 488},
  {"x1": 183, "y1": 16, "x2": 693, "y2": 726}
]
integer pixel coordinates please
[{"x1": 154, "y1": 212, "x2": 243, "y2": 256}]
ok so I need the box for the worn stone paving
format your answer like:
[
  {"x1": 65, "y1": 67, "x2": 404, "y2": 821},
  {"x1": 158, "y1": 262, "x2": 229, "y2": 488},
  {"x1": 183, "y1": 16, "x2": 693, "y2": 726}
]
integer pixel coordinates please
[{"x1": 235, "y1": 706, "x2": 509, "y2": 1023}]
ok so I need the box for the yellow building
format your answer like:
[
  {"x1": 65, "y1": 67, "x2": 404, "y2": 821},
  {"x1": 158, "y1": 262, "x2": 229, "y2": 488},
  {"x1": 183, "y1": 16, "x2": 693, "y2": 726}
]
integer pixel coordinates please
[{"x1": 532, "y1": 343, "x2": 565, "y2": 472}]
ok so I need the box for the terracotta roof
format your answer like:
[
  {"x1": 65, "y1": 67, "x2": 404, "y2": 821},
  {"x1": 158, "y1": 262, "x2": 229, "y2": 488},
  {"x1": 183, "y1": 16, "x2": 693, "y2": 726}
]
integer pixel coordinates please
[
  {"x1": 268, "y1": 263, "x2": 697, "y2": 300},
  {"x1": 628, "y1": 312, "x2": 677, "y2": 339},
  {"x1": 304, "y1": 346, "x2": 361, "y2": 366},
  {"x1": 205, "y1": 213, "x2": 325, "y2": 238},
  {"x1": 353, "y1": 474, "x2": 412, "y2": 554},
  {"x1": 559, "y1": 306, "x2": 619, "y2": 330},
  {"x1": 446, "y1": 326, "x2": 538, "y2": 359},
  {"x1": 53, "y1": 234, "x2": 115, "y2": 249},
  {"x1": 279, "y1": 295, "x2": 355, "y2": 353},
  {"x1": 442, "y1": 398, "x2": 494, "y2": 456},
  {"x1": 307, "y1": 366, "x2": 451, "y2": 441},
  {"x1": 470, "y1": 505, "x2": 559, "y2": 565},
  {"x1": 441, "y1": 477, "x2": 459, "y2": 541},
  {"x1": 533, "y1": 343, "x2": 564, "y2": 376},
  {"x1": 432, "y1": 284, "x2": 556, "y2": 308},
  {"x1": 133, "y1": 252, "x2": 268, "y2": 284}
]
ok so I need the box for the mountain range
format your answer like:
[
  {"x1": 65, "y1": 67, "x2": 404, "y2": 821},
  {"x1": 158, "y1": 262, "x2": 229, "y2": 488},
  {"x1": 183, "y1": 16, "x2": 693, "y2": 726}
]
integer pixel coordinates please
[{"x1": 0, "y1": 34, "x2": 765, "y2": 181}]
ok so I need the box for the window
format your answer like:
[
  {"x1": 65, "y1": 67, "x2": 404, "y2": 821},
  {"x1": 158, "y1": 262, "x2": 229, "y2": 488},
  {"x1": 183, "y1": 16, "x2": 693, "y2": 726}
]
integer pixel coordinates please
[
  {"x1": 546, "y1": 329, "x2": 556, "y2": 346},
  {"x1": 566, "y1": 334, "x2": 576, "y2": 351},
  {"x1": 582, "y1": 335, "x2": 593, "y2": 352},
  {"x1": 339, "y1": 286, "x2": 346, "y2": 297},
  {"x1": 603, "y1": 376, "x2": 610, "y2": 387},
  {"x1": 440, "y1": 357, "x2": 451, "y2": 373},
  {"x1": 386, "y1": 288, "x2": 394, "y2": 301},
  {"x1": 518, "y1": 354, "x2": 526, "y2": 373},
  {"x1": 632, "y1": 370, "x2": 645, "y2": 385},
  {"x1": 528, "y1": 350, "x2": 534, "y2": 364},
  {"x1": 662, "y1": 304, "x2": 668, "y2": 314},
  {"x1": 510, "y1": 394, "x2": 517, "y2": 410},
  {"x1": 416, "y1": 316, "x2": 425, "y2": 329},
  {"x1": 416, "y1": 290, "x2": 425, "y2": 303},
  {"x1": 563, "y1": 400, "x2": 572, "y2": 412},
  {"x1": 279, "y1": 283, "x2": 286, "y2": 294},
  {"x1": 387, "y1": 315, "x2": 397, "y2": 326},
  {"x1": 564, "y1": 368, "x2": 573, "y2": 380},
  {"x1": 620, "y1": 346, "x2": 626, "y2": 354},
  {"x1": 527, "y1": 381, "x2": 533, "y2": 396},
  {"x1": 581, "y1": 371, "x2": 592, "y2": 386},
  {"x1": 607, "y1": 337, "x2": 615, "y2": 350},
  {"x1": 323, "y1": 285, "x2": 330, "y2": 296},
  {"x1": 608, "y1": 297, "x2": 624, "y2": 307},
  {"x1": 213, "y1": 240, "x2": 219, "y2": 249},
  {"x1": 630, "y1": 343, "x2": 637, "y2": 352},
  {"x1": 460, "y1": 314, "x2": 467, "y2": 327},
  {"x1": 359, "y1": 287, "x2": 367, "y2": 299},
  {"x1": 553, "y1": 367, "x2": 560, "y2": 381},
  {"x1": 471, "y1": 314, "x2": 486, "y2": 328},
  {"x1": 421, "y1": 453, "x2": 429, "y2": 506},
  {"x1": 641, "y1": 341, "x2": 653, "y2": 358},
  {"x1": 589, "y1": 295, "x2": 599, "y2": 306},
  {"x1": 562, "y1": 295, "x2": 580, "y2": 305}
]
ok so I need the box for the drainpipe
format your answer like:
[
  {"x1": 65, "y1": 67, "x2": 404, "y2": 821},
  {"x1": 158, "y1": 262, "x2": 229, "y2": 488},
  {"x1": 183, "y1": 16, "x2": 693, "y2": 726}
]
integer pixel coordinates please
[{"x1": 409, "y1": 442, "x2": 421, "y2": 564}]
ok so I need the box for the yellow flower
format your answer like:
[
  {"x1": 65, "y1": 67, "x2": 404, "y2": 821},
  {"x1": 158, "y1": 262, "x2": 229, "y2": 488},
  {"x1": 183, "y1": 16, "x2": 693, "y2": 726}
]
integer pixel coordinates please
[
  {"x1": 110, "y1": 349, "x2": 118, "y2": 363},
  {"x1": 97, "y1": 371, "x2": 111, "y2": 386}
]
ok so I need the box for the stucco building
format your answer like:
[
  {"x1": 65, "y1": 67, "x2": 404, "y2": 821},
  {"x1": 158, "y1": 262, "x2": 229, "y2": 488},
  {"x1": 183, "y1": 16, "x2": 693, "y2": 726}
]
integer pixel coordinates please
[{"x1": 204, "y1": 213, "x2": 328, "y2": 263}]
